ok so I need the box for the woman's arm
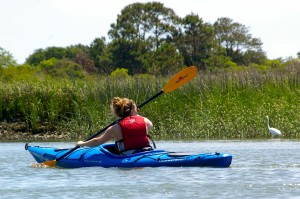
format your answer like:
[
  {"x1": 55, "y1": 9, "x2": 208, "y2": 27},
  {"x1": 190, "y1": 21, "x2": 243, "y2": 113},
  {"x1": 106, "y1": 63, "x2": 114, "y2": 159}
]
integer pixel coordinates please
[
  {"x1": 144, "y1": 117, "x2": 153, "y2": 132},
  {"x1": 76, "y1": 126, "x2": 115, "y2": 147}
]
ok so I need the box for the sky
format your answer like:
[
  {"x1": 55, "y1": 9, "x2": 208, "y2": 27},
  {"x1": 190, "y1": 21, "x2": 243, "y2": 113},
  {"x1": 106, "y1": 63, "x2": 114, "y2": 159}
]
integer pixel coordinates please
[{"x1": 1, "y1": 0, "x2": 300, "y2": 64}]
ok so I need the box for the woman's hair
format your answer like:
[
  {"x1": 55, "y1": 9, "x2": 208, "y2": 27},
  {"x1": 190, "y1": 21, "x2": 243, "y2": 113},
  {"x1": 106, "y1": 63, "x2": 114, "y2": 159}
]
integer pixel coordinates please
[{"x1": 112, "y1": 97, "x2": 135, "y2": 117}]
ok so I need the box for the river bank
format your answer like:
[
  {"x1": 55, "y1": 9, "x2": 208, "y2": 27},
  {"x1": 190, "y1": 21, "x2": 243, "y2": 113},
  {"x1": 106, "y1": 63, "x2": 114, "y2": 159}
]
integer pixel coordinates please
[{"x1": 0, "y1": 122, "x2": 70, "y2": 141}]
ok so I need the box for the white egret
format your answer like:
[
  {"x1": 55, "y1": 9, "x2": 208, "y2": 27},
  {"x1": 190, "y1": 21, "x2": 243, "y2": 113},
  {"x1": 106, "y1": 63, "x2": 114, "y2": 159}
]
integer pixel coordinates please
[{"x1": 265, "y1": 116, "x2": 282, "y2": 138}]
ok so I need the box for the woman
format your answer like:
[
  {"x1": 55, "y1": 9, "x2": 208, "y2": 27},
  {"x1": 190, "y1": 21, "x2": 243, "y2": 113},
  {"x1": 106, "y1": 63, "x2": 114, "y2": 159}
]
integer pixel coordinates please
[{"x1": 76, "y1": 97, "x2": 154, "y2": 155}]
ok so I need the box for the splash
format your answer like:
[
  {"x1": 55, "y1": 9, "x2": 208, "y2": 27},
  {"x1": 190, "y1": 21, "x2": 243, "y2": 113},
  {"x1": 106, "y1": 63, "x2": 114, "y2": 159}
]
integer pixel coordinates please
[
  {"x1": 31, "y1": 162, "x2": 53, "y2": 168},
  {"x1": 31, "y1": 160, "x2": 57, "y2": 168}
]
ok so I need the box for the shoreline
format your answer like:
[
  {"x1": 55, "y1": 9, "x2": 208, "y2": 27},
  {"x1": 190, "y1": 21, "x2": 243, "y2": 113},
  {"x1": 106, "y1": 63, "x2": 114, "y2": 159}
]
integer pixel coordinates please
[
  {"x1": 0, "y1": 122, "x2": 71, "y2": 141},
  {"x1": 1, "y1": 122, "x2": 299, "y2": 141}
]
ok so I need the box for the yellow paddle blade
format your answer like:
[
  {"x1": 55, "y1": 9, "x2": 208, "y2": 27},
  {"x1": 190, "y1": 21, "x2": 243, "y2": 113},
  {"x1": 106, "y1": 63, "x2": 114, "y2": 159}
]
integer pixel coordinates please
[{"x1": 163, "y1": 66, "x2": 198, "y2": 93}]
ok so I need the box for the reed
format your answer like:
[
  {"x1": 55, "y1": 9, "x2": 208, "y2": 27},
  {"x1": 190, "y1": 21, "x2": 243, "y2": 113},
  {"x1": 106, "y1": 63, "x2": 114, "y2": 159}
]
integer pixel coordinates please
[{"x1": 1, "y1": 64, "x2": 300, "y2": 140}]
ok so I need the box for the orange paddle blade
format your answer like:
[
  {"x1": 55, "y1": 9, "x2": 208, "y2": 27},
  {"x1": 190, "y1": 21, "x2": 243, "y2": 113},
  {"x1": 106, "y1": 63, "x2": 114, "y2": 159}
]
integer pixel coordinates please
[
  {"x1": 41, "y1": 160, "x2": 57, "y2": 167},
  {"x1": 163, "y1": 66, "x2": 198, "y2": 93},
  {"x1": 31, "y1": 160, "x2": 56, "y2": 168}
]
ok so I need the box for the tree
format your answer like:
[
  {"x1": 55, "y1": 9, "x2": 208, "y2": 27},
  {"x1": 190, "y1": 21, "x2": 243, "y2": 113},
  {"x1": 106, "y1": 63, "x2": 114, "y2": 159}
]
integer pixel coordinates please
[
  {"x1": 0, "y1": 47, "x2": 17, "y2": 67},
  {"x1": 143, "y1": 2, "x2": 178, "y2": 50},
  {"x1": 110, "y1": 67, "x2": 129, "y2": 79},
  {"x1": 26, "y1": 47, "x2": 65, "y2": 66},
  {"x1": 174, "y1": 13, "x2": 214, "y2": 69},
  {"x1": 109, "y1": 3, "x2": 145, "y2": 41},
  {"x1": 142, "y1": 43, "x2": 184, "y2": 75},
  {"x1": 26, "y1": 48, "x2": 46, "y2": 66},
  {"x1": 65, "y1": 44, "x2": 89, "y2": 59},
  {"x1": 73, "y1": 52, "x2": 97, "y2": 73},
  {"x1": 108, "y1": 2, "x2": 179, "y2": 75},
  {"x1": 213, "y1": 17, "x2": 266, "y2": 65},
  {"x1": 109, "y1": 2, "x2": 177, "y2": 47},
  {"x1": 44, "y1": 47, "x2": 66, "y2": 60},
  {"x1": 88, "y1": 37, "x2": 113, "y2": 73},
  {"x1": 26, "y1": 45, "x2": 89, "y2": 66},
  {"x1": 37, "y1": 58, "x2": 86, "y2": 79},
  {"x1": 109, "y1": 38, "x2": 148, "y2": 74}
]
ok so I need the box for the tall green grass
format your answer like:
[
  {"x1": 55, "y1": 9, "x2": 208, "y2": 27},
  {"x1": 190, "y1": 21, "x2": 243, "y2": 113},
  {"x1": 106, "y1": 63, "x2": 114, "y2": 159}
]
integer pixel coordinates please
[{"x1": 1, "y1": 64, "x2": 300, "y2": 140}]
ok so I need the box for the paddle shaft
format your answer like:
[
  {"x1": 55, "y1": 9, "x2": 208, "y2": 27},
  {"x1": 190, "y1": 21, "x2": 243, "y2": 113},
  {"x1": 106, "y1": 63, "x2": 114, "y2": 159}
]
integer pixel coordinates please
[{"x1": 55, "y1": 90, "x2": 164, "y2": 162}]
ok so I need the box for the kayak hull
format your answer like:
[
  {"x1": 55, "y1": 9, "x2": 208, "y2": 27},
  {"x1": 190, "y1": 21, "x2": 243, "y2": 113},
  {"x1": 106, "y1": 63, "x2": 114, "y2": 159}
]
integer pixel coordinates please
[{"x1": 25, "y1": 143, "x2": 232, "y2": 168}]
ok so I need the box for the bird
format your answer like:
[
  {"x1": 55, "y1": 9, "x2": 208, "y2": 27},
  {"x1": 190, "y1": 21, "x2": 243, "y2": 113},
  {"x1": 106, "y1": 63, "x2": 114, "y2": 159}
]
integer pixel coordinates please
[{"x1": 265, "y1": 116, "x2": 282, "y2": 138}]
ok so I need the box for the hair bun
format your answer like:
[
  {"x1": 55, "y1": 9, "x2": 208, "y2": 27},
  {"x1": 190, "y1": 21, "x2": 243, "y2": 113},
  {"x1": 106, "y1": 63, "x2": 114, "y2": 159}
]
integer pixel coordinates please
[{"x1": 111, "y1": 97, "x2": 135, "y2": 117}]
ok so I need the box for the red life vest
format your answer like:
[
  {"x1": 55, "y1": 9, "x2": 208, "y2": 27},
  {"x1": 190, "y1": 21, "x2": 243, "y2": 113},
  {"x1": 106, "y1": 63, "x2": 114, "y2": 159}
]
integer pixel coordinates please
[{"x1": 118, "y1": 115, "x2": 150, "y2": 151}]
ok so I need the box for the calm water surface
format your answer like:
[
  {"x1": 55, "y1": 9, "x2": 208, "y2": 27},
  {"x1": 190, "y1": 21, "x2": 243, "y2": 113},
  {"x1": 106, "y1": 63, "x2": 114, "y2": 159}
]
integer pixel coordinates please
[{"x1": 1, "y1": 140, "x2": 299, "y2": 199}]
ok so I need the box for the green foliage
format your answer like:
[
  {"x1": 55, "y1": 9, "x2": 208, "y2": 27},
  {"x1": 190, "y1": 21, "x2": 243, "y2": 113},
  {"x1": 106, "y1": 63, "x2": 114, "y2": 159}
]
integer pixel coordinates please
[
  {"x1": 1, "y1": 62, "x2": 300, "y2": 140},
  {"x1": 142, "y1": 43, "x2": 184, "y2": 75},
  {"x1": 110, "y1": 68, "x2": 129, "y2": 79},
  {"x1": 283, "y1": 57, "x2": 300, "y2": 68},
  {"x1": 176, "y1": 13, "x2": 215, "y2": 68},
  {"x1": 73, "y1": 52, "x2": 97, "y2": 73},
  {"x1": 242, "y1": 49, "x2": 267, "y2": 65},
  {"x1": 65, "y1": 44, "x2": 89, "y2": 59},
  {"x1": 37, "y1": 57, "x2": 58, "y2": 69},
  {"x1": 88, "y1": 37, "x2": 112, "y2": 72},
  {"x1": 108, "y1": 2, "x2": 187, "y2": 73},
  {"x1": 37, "y1": 58, "x2": 86, "y2": 79},
  {"x1": 109, "y1": 38, "x2": 148, "y2": 74},
  {"x1": 26, "y1": 48, "x2": 46, "y2": 65},
  {"x1": 205, "y1": 55, "x2": 237, "y2": 70},
  {"x1": 248, "y1": 63, "x2": 268, "y2": 72},
  {"x1": 0, "y1": 47, "x2": 17, "y2": 67},
  {"x1": 265, "y1": 59, "x2": 284, "y2": 69},
  {"x1": 26, "y1": 47, "x2": 66, "y2": 66},
  {"x1": 26, "y1": 45, "x2": 90, "y2": 67},
  {"x1": 213, "y1": 17, "x2": 265, "y2": 66},
  {"x1": 0, "y1": 64, "x2": 37, "y2": 82}
]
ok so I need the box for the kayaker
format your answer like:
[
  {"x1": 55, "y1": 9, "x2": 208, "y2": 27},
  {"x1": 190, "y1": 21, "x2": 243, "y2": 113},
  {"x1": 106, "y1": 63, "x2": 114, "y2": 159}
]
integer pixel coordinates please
[{"x1": 76, "y1": 97, "x2": 154, "y2": 155}]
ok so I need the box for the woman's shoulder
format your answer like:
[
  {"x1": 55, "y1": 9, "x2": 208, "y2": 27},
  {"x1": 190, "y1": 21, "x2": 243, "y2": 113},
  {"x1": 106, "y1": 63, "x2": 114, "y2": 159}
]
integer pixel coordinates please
[
  {"x1": 107, "y1": 123, "x2": 122, "y2": 139},
  {"x1": 111, "y1": 122, "x2": 121, "y2": 129},
  {"x1": 143, "y1": 117, "x2": 153, "y2": 127}
]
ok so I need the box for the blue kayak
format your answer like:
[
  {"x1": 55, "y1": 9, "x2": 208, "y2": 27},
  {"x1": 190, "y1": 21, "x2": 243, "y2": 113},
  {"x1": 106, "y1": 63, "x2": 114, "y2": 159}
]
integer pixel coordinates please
[{"x1": 25, "y1": 143, "x2": 232, "y2": 168}]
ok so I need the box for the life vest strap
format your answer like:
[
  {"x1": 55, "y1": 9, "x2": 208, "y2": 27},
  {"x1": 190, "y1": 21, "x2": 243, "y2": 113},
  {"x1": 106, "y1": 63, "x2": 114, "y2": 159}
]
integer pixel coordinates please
[{"x1": 115, "y1": 134, "x2": 156, "y2": 154}]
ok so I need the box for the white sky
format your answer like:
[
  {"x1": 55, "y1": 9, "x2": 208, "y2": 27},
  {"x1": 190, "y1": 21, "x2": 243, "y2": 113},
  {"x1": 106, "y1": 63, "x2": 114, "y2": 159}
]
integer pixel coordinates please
[{"x1": 1, "y1": 0, "x2": 299, "y2": 64}]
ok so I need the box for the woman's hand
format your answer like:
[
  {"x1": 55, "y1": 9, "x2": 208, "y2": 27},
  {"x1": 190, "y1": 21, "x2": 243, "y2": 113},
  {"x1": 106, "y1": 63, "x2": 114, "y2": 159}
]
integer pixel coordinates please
[{"x1": 76, "y1": 141, "x2": 85, "y2": 147}]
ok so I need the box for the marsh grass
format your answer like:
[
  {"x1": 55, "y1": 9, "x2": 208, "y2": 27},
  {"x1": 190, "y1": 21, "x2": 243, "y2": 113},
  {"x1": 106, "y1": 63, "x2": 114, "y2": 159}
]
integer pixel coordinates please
[{"x1": 1, "y1": 64, "x2": 300, "y2": 140}]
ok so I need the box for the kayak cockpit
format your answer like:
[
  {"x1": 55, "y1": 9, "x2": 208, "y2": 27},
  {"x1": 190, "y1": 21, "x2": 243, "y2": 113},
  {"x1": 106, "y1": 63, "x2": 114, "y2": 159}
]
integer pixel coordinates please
[{"x1": 100, "y1": 143, "x2": 166, "y2": 157}]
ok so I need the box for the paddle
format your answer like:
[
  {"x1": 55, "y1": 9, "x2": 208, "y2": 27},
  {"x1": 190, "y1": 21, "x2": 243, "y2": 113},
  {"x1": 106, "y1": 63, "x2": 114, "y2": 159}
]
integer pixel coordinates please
[{"x1": 41, "y1": 66, "x2": 198, "y2": 167}]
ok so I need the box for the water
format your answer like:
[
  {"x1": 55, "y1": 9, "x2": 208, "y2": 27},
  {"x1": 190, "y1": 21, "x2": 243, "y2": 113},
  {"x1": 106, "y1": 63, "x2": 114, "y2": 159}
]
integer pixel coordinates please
[{"x1": 1, "y1": 140, "x2": 299, "y2": 199}]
